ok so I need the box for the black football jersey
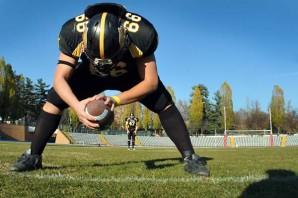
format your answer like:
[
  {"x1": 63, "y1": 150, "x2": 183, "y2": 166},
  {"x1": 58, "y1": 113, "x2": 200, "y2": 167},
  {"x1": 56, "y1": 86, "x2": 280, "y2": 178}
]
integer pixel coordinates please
[
  {"x1": 126, "y1": 116, "x2": 138, "y2": 130},
  {"x1": 58, "y1": 11, "x2": 158, "y2": 61}
]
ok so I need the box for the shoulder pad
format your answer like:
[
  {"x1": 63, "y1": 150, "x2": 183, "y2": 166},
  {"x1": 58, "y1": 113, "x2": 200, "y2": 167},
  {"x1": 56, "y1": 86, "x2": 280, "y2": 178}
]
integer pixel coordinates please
[{"x1": 85, "y1": 3, "x2": 127, "y2": 18}]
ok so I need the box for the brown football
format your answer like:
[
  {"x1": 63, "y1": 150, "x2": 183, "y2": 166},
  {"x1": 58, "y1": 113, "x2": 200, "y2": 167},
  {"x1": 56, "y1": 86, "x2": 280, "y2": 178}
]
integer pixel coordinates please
[{"x1": 85, "y1": 99, "x2": 114, "y2": 129}]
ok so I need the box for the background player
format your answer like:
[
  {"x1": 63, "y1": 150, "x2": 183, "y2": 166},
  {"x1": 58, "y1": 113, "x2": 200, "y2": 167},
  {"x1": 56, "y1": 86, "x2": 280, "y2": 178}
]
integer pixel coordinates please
[{"x1": 125, "y1": 113, "x2": 139, "y2": 150}]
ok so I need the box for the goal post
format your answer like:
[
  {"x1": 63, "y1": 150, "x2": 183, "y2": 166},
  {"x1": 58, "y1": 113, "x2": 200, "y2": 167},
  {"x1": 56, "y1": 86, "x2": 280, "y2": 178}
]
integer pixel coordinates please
[{"x1": 223, "y1": 106, "x2": 274, "y2": 147}]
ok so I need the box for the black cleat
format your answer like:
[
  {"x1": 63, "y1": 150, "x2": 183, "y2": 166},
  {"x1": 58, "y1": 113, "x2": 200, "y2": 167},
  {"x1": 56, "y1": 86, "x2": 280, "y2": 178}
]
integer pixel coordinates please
[
  {"x1": 10, "y1": 149, "x2": 42, "y2": 172},
  {"x1": 184, "y1": 154, "x2": 210, "y2": 177}
]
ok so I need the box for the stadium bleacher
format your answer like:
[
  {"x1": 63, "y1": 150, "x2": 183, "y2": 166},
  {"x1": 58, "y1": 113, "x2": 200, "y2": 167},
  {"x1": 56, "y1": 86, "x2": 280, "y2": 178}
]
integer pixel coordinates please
[
  {"x1": 70, "y1": 133, "x2": 100, "y2": 145},
  {"x1": 104, "y1": 135, "x2": 127, "y2": 146},
  {"x1": 138, "y1": 136, "x2": 175, "y2": 147},
  {"x1": 287, "y1": 135, "x2": 298, "y2": 146},
  {"x1": 67, "y1": 132, "x2": 298, "y2": 147}
]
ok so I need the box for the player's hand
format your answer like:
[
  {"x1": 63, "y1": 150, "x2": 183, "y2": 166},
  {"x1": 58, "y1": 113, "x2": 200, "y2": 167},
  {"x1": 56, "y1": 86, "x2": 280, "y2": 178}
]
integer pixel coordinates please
[
  {"x1": 73, "y1": 96, "x2": 99, "y2": 129},
  {"x1": 94, "y1": 95, "x2": 116, "y2": 111}
]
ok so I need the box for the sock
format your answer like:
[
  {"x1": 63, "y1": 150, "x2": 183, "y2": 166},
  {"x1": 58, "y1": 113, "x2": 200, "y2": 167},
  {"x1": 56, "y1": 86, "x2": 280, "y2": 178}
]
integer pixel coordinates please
[
  {"x1": 128, "y1": 140, "x2": 131, "y2": 148},
  {"x1": 132, "y1": 141, "x2": 135, "y2": 148},
  {"x1": 30, "y1": 110, "x2": 61, "y2": 155},
  {"x1": 158, "y1": 105, "x2": 194, "y2": 157}
]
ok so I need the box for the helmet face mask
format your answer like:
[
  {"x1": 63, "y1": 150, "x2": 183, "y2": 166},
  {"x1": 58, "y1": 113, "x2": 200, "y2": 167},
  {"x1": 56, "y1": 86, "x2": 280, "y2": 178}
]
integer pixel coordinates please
[
  {"x1": 84, "y1": 51, "x2": 113, "y2": 67},
  {"x1": 83, "y1": 12, "x2": 129, "y2": 75}
]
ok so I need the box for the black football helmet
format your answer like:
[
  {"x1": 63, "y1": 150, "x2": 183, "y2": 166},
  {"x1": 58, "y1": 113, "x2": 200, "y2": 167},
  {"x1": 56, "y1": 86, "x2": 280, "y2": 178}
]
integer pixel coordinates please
[
  {"x1": 83, "y1": 12, "x2": 128, "y2": 74},
  {"x1": 84, "y1": 3, "x2": 127, "y2": 18}
]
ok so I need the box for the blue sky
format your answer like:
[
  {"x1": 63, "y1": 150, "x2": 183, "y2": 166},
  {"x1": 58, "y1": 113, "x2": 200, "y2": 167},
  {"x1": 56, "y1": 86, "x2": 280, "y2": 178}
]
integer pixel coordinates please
[{"x1": 0, "y1": 0, "x2": 297, "y2": 111}]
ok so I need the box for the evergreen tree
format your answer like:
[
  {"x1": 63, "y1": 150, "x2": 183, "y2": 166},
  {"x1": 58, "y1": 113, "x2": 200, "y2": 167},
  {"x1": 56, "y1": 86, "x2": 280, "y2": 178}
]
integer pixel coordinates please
[
  {"x1": 23, "y1": 78, "x2": 36, "y2": 123},
  {"x1": 10, "y1": 74, "x2": 26, "y2": 121},
  {"x1": 34, "y1": 78, "x2": 50, "y2": 117},
  {"x1": 197, "y1": 84, "x2": 211, "y2": 134},
  {"x1": 205, "y1": 91, "x2": 223, "y2": 134}
]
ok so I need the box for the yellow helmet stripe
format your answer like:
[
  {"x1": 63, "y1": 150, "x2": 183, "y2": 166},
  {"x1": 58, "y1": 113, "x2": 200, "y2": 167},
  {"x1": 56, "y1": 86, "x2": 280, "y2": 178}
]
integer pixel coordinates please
[{"x1": 99, "y1": 12, "x2": 108, "y2": 59}]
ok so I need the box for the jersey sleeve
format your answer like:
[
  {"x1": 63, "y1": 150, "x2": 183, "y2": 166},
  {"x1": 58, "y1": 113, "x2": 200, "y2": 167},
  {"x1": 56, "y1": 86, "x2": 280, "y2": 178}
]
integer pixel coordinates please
[
  {"x1": 124, "y1": 12, "x2": 158, "y2": 58},
  {"x1": 58, "y1": 15, "x2": 87, "y2": 59}
]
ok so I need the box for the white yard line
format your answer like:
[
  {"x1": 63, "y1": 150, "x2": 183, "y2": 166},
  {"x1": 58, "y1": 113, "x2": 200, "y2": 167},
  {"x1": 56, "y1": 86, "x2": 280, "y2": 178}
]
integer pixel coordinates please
[{"x1": 9, "y1": 173, "x2": 292, "y2": 183}]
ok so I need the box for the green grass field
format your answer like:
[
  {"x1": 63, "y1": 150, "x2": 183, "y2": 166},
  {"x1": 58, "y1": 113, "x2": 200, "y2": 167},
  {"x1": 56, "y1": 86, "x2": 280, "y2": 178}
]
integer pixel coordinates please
[{"x1": 0, "y1": 142, "x2": 298, "y2": 198}]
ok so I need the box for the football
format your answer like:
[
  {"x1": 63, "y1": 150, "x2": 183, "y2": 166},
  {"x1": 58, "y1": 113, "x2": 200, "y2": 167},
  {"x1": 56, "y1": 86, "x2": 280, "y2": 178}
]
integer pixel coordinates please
[{"x1": 85, "y1": 99, "x2": 114, "y2": 129}]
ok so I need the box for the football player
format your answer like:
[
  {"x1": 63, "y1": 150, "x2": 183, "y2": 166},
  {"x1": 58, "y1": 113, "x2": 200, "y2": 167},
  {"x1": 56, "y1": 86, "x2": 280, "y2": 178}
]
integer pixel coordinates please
[
  {"x1": 10, "y1": 3, "x2": 209, "y2": 176},
  {"x1": 125, "y1": 113, "x2": 138, "y2": 150}
]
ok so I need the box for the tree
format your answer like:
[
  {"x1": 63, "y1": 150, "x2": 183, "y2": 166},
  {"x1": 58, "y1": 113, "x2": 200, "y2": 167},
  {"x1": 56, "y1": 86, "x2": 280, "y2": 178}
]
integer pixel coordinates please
[
  {"x1": 34, "y1": 78, "x2": 50, "y2": 117},
  {"x1": 219, "y1": 81, "x2": 234, "y2": 130},
  {"x1": 112, "y1": 105, "x2": 125, "y2": 129},
  {"x1": 152, "y1": 112, "x2": 162, "y2": 135},
  {"x1": 284, "y1": 101, "x2": 298, "y2": 133},
  {"x1": 0, "y1": 58, "x2": 5, "y2": 95},
  {"x1": 0, "y1": 57, "x2": 50, "y2": 124},
  {"x1": 61, "y1": 108, "x2": 80, "y2": 131},
  {"x1": 143, "y1": 107, "x2": 151, "y2": 131},
  {"x1": 188, "y1": 87, "x2": 204, "y2": 135},
  {"x1": 197, "y1": 84, "x2": 211, "y2": 134},
  {"x1": 270, "y1": 85, "x2": 285, "y2": 133},
  {"x1": 0, "y1": 59, "x2": 16, "y2": 122},
  {"x1": 23, "y1": 78, "x2": 36, "y2": 123},
  {"x1": 0, "y1": 58, "x2": 7, "y2": 121},
  {"x1": 246, "y1": 100, "x2": 268, "y2": 130},
  {"x1": 234, "y1": 108, "x2": 248, "y2": 130},
  {"x1": 206, "y1": 91, "x2": 222, "y2": 133},
  {"x1": 10, "y1": 74, "x2": 26, "y2": 121},
  {"x1": 166, "y1": 86, "x2": 176, "y2": 103},
  {"x1": 176, "y1": 99, "x2": 189, "y2": 123},
  {"x1": 134, "y1": 102, "x2": 143, "y2": 129},
  {"x1": 234, "y1": 100, "x2": 269, "y2": 131}
]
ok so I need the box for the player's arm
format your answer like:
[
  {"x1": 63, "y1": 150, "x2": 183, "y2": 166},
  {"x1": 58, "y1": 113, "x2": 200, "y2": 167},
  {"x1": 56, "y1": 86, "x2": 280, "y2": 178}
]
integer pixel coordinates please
[
  {"x1": 134, "y1": 124, "x2": 138, "y2": 134},
  {"x1": 134, "y1": 118, "x2": 139, "y2": 134},
  {"x1": 53, "y1": 53, "x2": 98, "y2": 128},
  {"x1": 125, "y1": 120, "x2": 129, "y2": 133},
  {"x1": 54, "y1": 53, "x2": 77, "y2": 108},
  {"x1": 114, "y1": 54, "x2": 158, "y2": 105},
  {"x1": 124, "y1": 118, "x2": 128, "y2": 128}
]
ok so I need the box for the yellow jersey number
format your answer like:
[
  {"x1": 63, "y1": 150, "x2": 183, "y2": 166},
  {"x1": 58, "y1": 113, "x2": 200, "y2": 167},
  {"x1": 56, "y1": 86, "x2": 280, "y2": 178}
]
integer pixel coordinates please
[
  {"x1": 76, "y1": 12, "x2": 142, "y2": 33},
  {"x1": 75, "y1": 14, "x2": 88, "y2": 33},
  {"x1": 123, "y1": 13, "x2": 142, "y2": 33},
  {"x1": 110, "y1": 13, "x2": 142, "y2": 77}
]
